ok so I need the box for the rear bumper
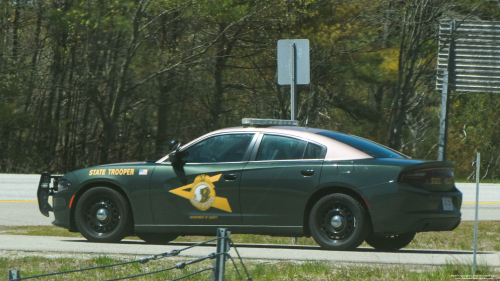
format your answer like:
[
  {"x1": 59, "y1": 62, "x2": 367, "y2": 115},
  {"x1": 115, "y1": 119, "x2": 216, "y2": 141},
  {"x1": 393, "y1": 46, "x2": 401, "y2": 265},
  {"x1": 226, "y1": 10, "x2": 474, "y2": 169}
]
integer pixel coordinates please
[{"x1": 368, "y1": 182, "x2": 462, "y2": 235}]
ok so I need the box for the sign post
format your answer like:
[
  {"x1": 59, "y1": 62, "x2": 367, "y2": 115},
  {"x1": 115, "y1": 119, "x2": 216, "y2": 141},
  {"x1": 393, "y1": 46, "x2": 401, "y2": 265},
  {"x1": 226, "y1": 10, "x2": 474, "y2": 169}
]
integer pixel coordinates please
[
  {"x1": 278, "y1": 39, "x2": 310, "y2": 120},
  {"x1": 278, "y1": 39, "x2": 310, "y2": 243},
  {"x1": 472, "y1": 152, "x2": 480, "y2": 276}
]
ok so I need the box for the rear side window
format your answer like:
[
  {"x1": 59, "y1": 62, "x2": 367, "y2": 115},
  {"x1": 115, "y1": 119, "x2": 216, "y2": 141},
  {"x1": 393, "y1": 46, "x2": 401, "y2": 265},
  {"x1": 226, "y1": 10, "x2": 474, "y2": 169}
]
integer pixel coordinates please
[
  {"x1": 256, "y1": 135, "x2": 307, "y2": 161},
  {"x1": 304, "y1": 143, "x2": 323, "y2": 159},
  {"x1": 256, "y1": 135, "x2": 324, "y2": 161},
  {"x1": 317, "y1": 131, "x2": 407, "y2": 158}
]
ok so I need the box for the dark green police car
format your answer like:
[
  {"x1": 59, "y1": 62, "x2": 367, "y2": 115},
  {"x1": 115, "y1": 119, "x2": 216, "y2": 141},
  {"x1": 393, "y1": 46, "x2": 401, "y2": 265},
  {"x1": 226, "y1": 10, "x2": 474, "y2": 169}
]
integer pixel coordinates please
[{"x1": 38, "y1": 119, "x2": 462, "y2": 251}]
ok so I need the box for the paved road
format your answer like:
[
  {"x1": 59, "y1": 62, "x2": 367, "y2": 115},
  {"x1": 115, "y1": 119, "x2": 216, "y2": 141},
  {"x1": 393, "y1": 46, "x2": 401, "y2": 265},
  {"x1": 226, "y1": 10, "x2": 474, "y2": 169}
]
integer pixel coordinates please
[
  {"x1": 457, "y1": 183, "x2": 500, "y2": 221},
  {"x1": 0, "y1": 174, "x2": 499, "y2": 226},
  {"x1": 0, "y1": 174, "x2": 54, "y2": 226},
  {"x1": 0, "y1": 234, "x2": 499, "y2": 267}
]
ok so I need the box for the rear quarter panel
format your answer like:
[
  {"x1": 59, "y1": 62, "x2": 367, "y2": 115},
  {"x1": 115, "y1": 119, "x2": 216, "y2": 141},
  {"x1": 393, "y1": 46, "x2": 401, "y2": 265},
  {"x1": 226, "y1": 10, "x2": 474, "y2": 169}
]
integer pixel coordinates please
[{"x1": 318, "y1": 158, "x2": 425, "y2": 229}]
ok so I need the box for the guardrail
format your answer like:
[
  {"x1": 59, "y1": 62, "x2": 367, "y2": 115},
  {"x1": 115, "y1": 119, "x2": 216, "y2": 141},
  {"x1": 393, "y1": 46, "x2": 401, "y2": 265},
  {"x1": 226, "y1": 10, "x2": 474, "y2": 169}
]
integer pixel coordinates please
[{"x1": 7, "y1": 228, "x2": 252, "y2": 281}]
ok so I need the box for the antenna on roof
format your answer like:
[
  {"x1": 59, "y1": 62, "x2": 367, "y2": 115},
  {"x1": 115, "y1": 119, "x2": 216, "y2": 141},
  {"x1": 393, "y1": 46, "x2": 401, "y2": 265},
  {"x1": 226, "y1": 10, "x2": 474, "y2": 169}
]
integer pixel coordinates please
[{"x1": 305, "y1": 117, "x2": 308, "y2": 129}]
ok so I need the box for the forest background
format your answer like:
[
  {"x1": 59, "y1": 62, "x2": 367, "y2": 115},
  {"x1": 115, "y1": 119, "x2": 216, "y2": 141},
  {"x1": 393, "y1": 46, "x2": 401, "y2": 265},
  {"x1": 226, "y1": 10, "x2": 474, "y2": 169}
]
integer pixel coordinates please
[{"x1": 1, "y1": 0, "x2": 499, "y2": 180}]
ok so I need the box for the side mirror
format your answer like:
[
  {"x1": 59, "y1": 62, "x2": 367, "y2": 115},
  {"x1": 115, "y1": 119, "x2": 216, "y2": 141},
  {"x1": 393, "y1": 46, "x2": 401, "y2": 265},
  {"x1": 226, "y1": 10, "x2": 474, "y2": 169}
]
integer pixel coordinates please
[
  {"x1": 169, "y1": 150, "x2": 189, "y2": 166},
  {"x1": 168, "y1": 139, "x2": 180, "y2": 151}
]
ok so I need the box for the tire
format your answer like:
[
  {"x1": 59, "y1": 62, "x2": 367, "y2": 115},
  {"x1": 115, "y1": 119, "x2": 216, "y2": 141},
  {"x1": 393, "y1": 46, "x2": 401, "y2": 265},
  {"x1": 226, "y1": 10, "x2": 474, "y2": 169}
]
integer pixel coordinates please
[
  {"x1": 365, "y1": 232, "x2": 416, "y2": 251},
  {"x1": 75, "y1": 187, "x2": 133, "y2": 243},
  {"x1": 309, "y1": 193, "x2": 369, "y2": 251},
  {"x1": 137, "y1": 233, "x2": 178, "y2": 244}
]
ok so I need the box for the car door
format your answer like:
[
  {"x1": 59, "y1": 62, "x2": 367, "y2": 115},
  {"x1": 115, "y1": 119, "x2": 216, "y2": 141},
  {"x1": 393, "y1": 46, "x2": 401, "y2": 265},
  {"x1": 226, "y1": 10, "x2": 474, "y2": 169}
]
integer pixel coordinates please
[
  {"x1": 239, "y1": 134, "x2": 325, "y2": 226},
  {"x1": 149, "y1": 133, "x2": 257, "y2": 226}
]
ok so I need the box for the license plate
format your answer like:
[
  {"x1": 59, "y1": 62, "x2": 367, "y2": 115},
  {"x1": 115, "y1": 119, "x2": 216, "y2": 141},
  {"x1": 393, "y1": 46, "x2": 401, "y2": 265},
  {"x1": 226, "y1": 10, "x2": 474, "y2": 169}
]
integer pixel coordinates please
[{"x1": 442, "y1": 197, "x2": 453, "y2": 211}]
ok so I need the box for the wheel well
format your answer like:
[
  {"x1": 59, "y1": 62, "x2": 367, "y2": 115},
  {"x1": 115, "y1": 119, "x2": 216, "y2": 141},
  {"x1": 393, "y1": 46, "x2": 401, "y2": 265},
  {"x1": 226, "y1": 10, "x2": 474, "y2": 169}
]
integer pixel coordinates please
[
  {"x1": 303, "y1": 186, "x2": 371, "y2": 236},
  {"x1": 69, "y1": 182, "x2": 134, "y2": 232}
]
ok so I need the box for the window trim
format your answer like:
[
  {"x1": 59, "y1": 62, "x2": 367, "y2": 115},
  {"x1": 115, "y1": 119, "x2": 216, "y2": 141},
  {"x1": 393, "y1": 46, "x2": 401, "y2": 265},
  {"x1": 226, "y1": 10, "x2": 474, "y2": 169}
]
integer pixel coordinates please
[{"x1": 249, "y1": 133, "x2": 327, "y2": 162}]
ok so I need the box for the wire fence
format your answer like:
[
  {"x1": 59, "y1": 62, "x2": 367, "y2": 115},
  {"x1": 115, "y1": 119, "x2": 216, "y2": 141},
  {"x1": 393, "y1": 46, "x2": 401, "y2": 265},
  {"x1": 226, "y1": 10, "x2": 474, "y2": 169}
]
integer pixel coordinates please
[{"x1": 7, "y1": 228, "x2": 252, "y2": 281}]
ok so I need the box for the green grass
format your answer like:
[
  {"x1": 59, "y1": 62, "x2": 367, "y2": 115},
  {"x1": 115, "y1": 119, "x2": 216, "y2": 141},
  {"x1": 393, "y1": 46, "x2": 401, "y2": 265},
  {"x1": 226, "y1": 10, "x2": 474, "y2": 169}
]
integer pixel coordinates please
[
  {"x1": 0, "y1": 226, "x2": 83, "y2": 238},
  {"x1": 2, "y1": 221, "x2": 499, "y2": 251},
  {"x1": 1, "y1": 255, "x2": 497, "y2": 280}
]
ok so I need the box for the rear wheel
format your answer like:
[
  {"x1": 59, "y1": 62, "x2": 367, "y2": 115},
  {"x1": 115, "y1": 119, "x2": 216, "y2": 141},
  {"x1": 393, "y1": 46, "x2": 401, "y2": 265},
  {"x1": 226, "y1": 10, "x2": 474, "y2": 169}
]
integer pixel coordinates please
[
  {"x1": 75, "y1": 187, "x2": 133, "y2": 243},
  {"x1": 309, "y1": 194, "x2": 369, "y2": 251},
  {"x1": 137, "y1": 233, "x2": 178, "y2": 244},
  {"x1": 365, "y1": 232, "x2": 416, "y2": 251}
]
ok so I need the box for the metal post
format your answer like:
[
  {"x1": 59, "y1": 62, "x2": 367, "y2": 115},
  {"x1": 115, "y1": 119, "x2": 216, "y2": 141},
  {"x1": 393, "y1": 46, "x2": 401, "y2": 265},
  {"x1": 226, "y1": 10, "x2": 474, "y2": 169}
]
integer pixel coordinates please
[
  {"x1": 291, "y1": 237, "x2": 298, "y2": 245},
  {"x1": 438, "y1": 20, "x2": 455, "y2": 161},
  {"x1": 438, "y1": 70, "x2": 449, "y2": 161},
  {"x1": 8, "y1": 270, "x2": 21, "y2": 280},
  {"x1": 472, "y1": 152, "x2": 480, "y2": 276},
  {"x1": 211, "y1": 228, "x2": 230, "y2": 281},
  {"x1": 290, "y1": 43, "x2": 297, "y2": 121}
]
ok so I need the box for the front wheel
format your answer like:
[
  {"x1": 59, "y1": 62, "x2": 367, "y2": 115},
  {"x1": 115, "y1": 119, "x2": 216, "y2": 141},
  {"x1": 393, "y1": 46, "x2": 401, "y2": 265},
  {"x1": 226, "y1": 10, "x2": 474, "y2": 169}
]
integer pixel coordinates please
[
  {"x1": 75, "y1": 187, "x2": 133, "y2": 243},
  {"x1": 365, "y1": 232, "x2": 416, "y2": 251},
  {"x1": 309, "y1": 194, "x2": 370, "y2": 251}
]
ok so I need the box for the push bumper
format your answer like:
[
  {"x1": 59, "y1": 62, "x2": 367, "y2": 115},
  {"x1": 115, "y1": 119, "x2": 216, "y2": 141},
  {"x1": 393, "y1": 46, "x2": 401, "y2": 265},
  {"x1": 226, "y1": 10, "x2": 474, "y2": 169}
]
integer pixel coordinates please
[{"x1": 37, "y1": 172, "x2": 61, "y2": 217}]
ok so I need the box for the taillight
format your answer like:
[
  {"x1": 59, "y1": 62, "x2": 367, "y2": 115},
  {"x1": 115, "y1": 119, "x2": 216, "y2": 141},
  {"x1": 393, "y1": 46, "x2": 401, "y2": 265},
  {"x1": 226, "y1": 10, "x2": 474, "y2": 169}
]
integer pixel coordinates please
[{"x1": 399, "y1": 168, "x2": 454, "y2": 191}]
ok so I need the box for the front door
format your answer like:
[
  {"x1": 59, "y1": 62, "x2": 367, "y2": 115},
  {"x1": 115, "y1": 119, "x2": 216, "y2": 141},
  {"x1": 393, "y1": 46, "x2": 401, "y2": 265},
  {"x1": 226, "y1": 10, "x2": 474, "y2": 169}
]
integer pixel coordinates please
[{"x1": 149, "y1": 133, "x2": 256, "y2": 227}]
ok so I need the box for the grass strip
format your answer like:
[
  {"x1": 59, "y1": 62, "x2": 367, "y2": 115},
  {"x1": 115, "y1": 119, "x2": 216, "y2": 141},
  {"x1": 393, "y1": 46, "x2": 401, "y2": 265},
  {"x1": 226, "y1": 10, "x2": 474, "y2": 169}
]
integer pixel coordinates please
[{"x1": 0, "y1": 255, "x2": 497, "y2": 281}]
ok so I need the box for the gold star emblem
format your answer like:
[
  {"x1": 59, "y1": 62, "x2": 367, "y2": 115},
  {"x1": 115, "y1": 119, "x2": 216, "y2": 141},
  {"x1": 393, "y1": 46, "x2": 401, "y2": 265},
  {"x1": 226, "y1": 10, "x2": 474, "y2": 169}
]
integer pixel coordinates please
[{"x1": 169, "y1": 174, "x2": 232, "y2": 213}]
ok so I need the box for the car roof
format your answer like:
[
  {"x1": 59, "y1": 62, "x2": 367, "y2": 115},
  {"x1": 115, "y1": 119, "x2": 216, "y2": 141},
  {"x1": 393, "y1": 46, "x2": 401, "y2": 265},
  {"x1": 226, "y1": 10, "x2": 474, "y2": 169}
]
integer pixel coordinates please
[{"x1": 157, "y1": 126, "x2": 372, "y2": 162}]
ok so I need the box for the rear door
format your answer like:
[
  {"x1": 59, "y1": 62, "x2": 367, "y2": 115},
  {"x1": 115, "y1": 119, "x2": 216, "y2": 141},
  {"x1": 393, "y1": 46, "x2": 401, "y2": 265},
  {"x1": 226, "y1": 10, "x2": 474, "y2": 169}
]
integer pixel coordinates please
[
  {"x1": 149, "y1": 133, "x2": 257, "y2": 226},
  {"x1": 239, "y1": 134, "x2": 325, "y2": 226}
]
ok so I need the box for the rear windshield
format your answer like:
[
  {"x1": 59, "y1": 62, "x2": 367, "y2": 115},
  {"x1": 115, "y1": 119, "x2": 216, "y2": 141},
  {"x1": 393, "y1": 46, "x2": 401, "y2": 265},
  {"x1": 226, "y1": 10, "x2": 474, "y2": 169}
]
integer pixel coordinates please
[{"x1": 317, "y1": 131, "x2": 407, "y2": 159}]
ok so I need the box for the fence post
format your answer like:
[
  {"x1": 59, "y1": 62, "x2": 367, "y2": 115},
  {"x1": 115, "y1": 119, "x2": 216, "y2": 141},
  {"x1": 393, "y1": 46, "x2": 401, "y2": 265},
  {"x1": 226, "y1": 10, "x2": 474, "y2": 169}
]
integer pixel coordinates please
[
  {"x1": 8, "y1": 270, "x2": 21, "y2": 280},
  {"x1": 211, "y1": 228, "x2": 231, "y2": 281}
]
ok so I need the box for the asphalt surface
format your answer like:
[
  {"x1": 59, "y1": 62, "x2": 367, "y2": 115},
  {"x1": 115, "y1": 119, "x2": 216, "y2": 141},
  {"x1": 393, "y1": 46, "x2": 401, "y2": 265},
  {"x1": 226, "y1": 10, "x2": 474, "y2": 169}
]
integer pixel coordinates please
[{"x1": 0, "y1": 234, "x2": 499, "y2": 267}]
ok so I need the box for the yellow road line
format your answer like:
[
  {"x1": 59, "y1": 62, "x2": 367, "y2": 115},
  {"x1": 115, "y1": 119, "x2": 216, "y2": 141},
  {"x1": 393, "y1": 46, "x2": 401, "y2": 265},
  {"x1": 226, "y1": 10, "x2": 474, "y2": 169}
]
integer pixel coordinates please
[
  {"x1": 0, "y1": 200, "x2": 52, "y2": 203},
  {"x1": 463, "y1": 201, "x2": 500, "y2": 204}
]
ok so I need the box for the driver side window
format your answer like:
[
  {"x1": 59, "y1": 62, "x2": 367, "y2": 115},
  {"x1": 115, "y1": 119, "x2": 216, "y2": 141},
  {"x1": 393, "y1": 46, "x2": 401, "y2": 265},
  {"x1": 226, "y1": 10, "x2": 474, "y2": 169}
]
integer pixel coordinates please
[{"x1": 184, "y1": 134, "x2": 254, "y2": 163}]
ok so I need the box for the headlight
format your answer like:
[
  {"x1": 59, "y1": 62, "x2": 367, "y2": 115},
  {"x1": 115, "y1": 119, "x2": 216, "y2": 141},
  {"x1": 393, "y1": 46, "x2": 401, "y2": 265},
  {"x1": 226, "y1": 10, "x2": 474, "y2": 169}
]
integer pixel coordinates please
[{"x1": 57, "y1": 179, "x2": 72, "y2": 191}]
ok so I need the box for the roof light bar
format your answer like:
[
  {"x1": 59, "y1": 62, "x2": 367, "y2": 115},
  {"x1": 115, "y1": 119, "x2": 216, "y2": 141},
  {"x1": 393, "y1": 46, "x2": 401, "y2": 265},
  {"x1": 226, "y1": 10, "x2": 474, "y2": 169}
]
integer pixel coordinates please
[{"x1": 242, "y1": 118, "x2": 299, "y2": 127}]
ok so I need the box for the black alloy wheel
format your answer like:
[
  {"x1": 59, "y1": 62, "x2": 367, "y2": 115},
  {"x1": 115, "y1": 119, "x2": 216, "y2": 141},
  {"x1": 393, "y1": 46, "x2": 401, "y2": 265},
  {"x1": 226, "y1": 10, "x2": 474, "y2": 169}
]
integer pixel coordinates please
[
  {"x1": 309, "y1": 193, "x2": 369, "y2": 250},
  {"x1": 137, "y1": 233, "x2": 179, "y2": 244},
  {"x1": 75, "y1": 187, "x2": 133, "y2": 243},
  {"x1": 365, "y1": 232, "x2": 416, "y2": 251}
]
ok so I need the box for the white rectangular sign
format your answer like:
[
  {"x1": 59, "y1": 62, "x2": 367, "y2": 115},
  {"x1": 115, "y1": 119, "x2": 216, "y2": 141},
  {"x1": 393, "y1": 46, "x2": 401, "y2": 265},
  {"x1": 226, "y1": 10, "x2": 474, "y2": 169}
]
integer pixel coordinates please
[{"x1": 277, "y1": 39, "x2": 310, "y2": 85}]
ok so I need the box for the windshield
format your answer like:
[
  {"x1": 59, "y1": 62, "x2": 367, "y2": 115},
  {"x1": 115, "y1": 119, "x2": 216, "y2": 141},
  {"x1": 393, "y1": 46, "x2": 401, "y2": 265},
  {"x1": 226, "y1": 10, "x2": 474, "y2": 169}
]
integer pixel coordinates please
[{"x1": 317, "y1": 131, "x2": 408, "y2": 159}]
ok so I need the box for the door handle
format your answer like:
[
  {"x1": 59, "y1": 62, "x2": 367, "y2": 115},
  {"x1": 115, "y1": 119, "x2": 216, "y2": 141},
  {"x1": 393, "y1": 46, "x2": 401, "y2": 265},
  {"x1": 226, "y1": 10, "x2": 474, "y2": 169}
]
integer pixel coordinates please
[
  {"x1": 301, "y1": 170, "x2": 314, "y2": 176},
  {"x1": 224, "y1": 174, "x2": 237, "y2": 180}
]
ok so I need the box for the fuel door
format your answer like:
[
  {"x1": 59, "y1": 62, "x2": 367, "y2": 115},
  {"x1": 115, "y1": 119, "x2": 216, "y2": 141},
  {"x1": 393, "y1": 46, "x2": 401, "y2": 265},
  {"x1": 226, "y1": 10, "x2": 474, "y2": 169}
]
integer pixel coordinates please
[{"x1": 337, "y1": 161, "x2": 354, "y2": 173}]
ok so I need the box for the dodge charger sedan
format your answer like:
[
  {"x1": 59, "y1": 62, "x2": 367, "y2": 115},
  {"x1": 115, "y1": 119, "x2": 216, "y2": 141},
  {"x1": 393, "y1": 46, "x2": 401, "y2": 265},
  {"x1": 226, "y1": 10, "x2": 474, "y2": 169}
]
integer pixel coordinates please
[{"x1": 38, "y1": 118, "x2": 462, "y2": 251}]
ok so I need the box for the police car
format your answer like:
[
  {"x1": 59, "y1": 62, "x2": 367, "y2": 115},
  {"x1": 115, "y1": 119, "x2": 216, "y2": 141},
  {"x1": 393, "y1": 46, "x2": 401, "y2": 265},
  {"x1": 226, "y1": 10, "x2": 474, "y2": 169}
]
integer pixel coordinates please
[{"x1": 38, "y1": 118, "x2": 462, "y2": 251}]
